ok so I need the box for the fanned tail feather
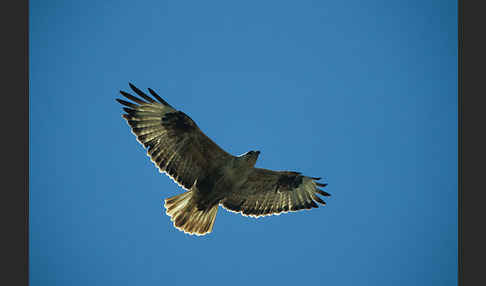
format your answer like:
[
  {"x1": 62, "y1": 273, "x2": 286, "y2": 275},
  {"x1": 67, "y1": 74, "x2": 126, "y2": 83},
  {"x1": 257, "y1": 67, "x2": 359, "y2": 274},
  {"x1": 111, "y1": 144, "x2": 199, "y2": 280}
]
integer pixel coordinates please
[{"x1": 164, "y1": 191, "x2": 218, "y2": 236}]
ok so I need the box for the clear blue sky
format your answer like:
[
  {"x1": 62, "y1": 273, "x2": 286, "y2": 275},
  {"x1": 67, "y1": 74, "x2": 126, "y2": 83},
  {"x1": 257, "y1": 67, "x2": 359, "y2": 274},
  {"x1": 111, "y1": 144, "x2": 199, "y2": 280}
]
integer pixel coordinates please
[{"x1": 30, "y1": 1, "x2": 457, "y2": 285}]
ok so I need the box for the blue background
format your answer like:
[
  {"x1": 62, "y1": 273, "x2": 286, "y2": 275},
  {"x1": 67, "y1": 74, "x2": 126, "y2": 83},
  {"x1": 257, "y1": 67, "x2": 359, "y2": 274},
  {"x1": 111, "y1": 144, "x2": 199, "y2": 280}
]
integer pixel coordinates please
[{"x1": 30, "y1": 1, "x2": 457, "y2": 285}]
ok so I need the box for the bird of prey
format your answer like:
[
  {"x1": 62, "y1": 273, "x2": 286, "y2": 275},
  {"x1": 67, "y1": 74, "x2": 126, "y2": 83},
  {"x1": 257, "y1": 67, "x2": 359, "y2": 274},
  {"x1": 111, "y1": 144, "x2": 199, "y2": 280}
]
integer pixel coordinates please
[{"x1": 116, "y1": 83, "x2": 330, "y2": 236}]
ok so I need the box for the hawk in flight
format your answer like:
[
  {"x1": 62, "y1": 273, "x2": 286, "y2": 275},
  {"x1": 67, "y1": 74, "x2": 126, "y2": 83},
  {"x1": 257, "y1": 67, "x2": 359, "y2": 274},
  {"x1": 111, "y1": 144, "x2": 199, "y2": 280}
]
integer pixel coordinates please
[{"x1": 117, "y1": 83, "x2": 330, "y2": 236}]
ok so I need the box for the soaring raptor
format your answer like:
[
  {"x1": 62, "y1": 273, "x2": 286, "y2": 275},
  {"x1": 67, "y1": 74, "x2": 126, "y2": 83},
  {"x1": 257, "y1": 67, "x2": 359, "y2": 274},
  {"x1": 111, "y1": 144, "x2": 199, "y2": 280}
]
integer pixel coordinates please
[{"x1": 117, "y1": 83, "x2": 330, "y2": 236}]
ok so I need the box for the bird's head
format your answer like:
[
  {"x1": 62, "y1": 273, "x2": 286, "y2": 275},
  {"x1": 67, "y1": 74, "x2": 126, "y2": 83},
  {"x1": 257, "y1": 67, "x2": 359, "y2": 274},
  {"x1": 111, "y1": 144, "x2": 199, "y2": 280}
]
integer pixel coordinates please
[{"x1": 240, "y1": 150, "x2": 260, "y2": 167}]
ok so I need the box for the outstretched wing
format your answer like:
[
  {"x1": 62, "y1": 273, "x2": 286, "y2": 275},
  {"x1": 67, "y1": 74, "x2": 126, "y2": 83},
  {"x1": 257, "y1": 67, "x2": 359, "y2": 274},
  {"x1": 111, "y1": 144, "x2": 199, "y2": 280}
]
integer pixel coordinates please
[
  {"x1": 221, "y1": 168, "x2": 330, "y2": 217},
  {"x1": 117, "y1": 83, "x2": 232, "y2": 190}
]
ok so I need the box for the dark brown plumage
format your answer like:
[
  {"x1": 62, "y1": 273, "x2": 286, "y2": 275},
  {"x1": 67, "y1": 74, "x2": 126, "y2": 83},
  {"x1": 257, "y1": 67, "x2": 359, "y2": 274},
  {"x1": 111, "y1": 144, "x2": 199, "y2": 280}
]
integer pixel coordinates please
[{"x1": 117, "y1": 83, "x2": 330, "y2": 236}]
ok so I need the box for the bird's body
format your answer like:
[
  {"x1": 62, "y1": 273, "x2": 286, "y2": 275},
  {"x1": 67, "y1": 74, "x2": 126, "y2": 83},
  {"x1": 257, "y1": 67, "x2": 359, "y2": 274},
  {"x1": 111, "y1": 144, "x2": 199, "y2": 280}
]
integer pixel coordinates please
[{"x1": 117, "y1": 83, "x2": 330, "y2": 236}]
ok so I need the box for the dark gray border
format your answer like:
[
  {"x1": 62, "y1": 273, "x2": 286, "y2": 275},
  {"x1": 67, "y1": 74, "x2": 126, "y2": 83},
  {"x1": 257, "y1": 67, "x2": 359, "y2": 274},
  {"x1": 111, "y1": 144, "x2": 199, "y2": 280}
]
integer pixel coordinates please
[
  {"x1": 3, "y1": 0, "x2": 28, "y2": 285},
  {"x1": 461, "y1": 0, "x2": 485, "y2": 285}
]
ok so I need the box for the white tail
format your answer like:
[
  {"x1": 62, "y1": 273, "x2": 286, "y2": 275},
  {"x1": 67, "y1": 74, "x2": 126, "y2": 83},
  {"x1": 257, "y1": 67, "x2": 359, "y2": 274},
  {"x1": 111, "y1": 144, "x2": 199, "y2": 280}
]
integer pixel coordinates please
[{"x1": 164, "y1": 191, "x2": 219, "y2": 236}]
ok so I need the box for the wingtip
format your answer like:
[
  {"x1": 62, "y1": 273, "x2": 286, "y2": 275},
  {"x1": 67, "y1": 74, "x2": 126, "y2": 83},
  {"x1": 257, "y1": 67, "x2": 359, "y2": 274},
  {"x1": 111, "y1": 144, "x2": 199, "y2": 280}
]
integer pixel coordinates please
[
  {"x1": 147, "y1": 87, "x2": 158, "y2": 96},
  {"x1": 128, "y1": 82, "x2": 140, "y2": 93},
  {"x1": 147, "y1": 87, "x2": 171, "y2": 106},
  {"x1": 313, "y1": 195, "x2": 326, "y2": 205},
  {"x1": 115, "y1": 98, "x2": 126, "y2": 105},
  {"x1": 119, "y1": 90, "x2": 130, "y2": 96},
  {"x1": 317, "y1": 189, "x2": 331, "y2": 197}
]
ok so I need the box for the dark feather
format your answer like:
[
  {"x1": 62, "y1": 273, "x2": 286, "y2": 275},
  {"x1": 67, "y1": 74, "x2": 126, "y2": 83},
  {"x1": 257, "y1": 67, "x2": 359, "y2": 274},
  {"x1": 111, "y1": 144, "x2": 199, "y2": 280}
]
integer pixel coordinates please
[
  {"x1": 148, "y1": 87, "x2": 171, "y2": 106},
  {"x1": 119, "y1": 90, "x2": 146, "y2": 105},
  {"x1": 316, "y1": 189, "x2": 331, "y2": 197},
  {"x1": 312, "y1": 194, "x2": 326, "y2": 205},
  {"x1": 116, "y1": 98, "x2": 138, "y2": 109},
  {"x1": 122, "y1": 107, "x2": 136, "y2": 115},
  {"x1": 129, "y1": 83, "x2": 156, "y2": 103}
]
